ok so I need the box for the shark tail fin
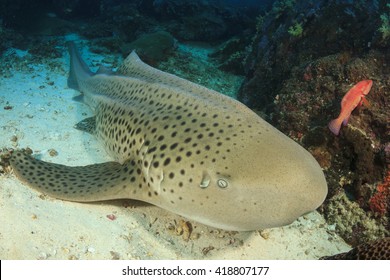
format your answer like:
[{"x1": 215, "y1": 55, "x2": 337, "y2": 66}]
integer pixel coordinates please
[
  {"x1": 67, "y1": 41, "x2": 93, "y2": 91},
  {"x1": 10, "y1": 150, "x2": 139, "y2": 202}
]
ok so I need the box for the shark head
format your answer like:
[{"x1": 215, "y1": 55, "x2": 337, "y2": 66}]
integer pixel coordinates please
[{"x1": 149, "y1": 110, "x2": 328, "y2": 231}]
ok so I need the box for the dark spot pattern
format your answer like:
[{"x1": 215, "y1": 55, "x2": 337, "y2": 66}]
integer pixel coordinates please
[
  {"x1": 10, "y1": 54, "x2": 270, "y2": 212},
  {"x1": 9, "y1": 151, "x2": 139, "y2": 200}
]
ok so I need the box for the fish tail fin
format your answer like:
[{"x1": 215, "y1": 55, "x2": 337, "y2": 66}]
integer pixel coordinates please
[
  {"x1": 67, "y1": 41, "x2": 93, "y2": 90},
  {"x1": 328, "y1": 118, "x2": 343, "y2": 135},
  {"x1": 10, "y1": 150, "x2": 139, "y2": 202},
  {"x1": 342, "y1": 116, "x2": 350, "y2": 126}
]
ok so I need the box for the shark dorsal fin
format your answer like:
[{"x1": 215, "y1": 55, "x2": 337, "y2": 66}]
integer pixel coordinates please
[{"x1": 116, "y1": 51, "x2": 239, "y2": 108}]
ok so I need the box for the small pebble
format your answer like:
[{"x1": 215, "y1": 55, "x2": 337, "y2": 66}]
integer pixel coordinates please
[
  {"x1": 190, "y1": 232, "x2": 200, "y2": 240},
  {"x1": 25, "y1": 147, "x2": 33, "y2": 155},
  {"x1": 48, "y1": 149, "x2": 58, "y2": 157},
  {"x1": 259, "y1": 230, "x2": 270, "y2": 240},
  {"x1": 327, "y1": 224, "x2": 336, "y2": 231},
  {"x1": 110, "y1": 251, "x2": 120, "y2": 260},
  {"x1": 202, "y1": 246, "x2": 215, "y2": 255},
  {"x1": 166, "y1": 223, "x2": 175, "y2": 231},
  {"x1": 106, "y1": 214, "x2": 116, "y2": 220},
  {"x1": 38, "y1": 252, "x2": 48, "y2": 260},
  {"x1": 10, "y1": 135, "x2": 18, "y2": 148},
  {"x1": 86, "y1": 246, "x2": 95, "y2": 253},
  {"x1": 175, "y1": 220, "x2": 192, "y2": 241},
  {"x1": 175, "y1": 225, "x2": 183, "y2": 236}
]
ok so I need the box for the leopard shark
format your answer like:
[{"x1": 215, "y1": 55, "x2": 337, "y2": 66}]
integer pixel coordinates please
[{"x1": 10, "y1": 42, "x2": 327, "y2": 231}]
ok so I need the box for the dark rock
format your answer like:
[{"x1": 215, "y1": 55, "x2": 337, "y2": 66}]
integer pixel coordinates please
[
  {"x1": 209, "y1": 36, "x2": 250, "y2": 75},
  {"x1": 138, "y1": 0, "x2": 258, "y2": 41},
  {"x1": 120, "y1": 31, "x2": 177, "y2": 64},
  {"x1": 239, "y1": 0, "x2": 388, "y2": 110}
]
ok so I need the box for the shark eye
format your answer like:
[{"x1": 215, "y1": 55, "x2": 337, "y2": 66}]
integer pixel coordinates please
[{"x1": 217, "y1": 179, "x2": 229, "y2": 188}]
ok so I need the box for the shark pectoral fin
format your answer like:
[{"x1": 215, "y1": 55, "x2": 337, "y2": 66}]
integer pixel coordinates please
[
  {"x1": 74, "y1": 116, "x2": 96, "y2": 134},
  {"x1": 72, "y1": 94, "x2": 85, "y2": 103},
  {"x1": 10, "y1": 150, "x2": 139, "y2": 202}
]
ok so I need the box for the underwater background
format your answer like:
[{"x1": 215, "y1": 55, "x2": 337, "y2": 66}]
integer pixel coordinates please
[{"x1": 0, "y1": 0, "x2": 389, "y2": 259}]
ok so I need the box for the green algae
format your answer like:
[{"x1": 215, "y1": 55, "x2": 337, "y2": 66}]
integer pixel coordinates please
[{"x1": 324, "y1": 192, "x2": 388, "y2": 246}]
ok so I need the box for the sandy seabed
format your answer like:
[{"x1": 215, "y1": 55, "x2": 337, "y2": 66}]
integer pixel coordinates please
[{"x1": 0, "y1": 42, "x2": 351, "y2": 260}]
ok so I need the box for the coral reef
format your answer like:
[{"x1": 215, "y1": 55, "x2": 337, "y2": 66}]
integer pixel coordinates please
[
  {"x1": 158, "y1": 44, "x2": 244, "y2": 98},
  {"x1": 323, "y1": 192, "x2": 388, "y2": 246},
  {"x1": 208, "y1": 37, "x2": 250, "y2": 75},
  {"x1": 378, "y1": 3, "x2": 390, "y2": 41},
  {"x1": 369, "y1": 171, "x2": 390, "y2": 216},
  {"x1": 238, "y1": 0, "x2": 389, "y2": 246},
  {"x1": 271, "y1": 51, "x2": 389, "y2": 245},
  {"x1": 28, "y1": 39, "x2": 62, "y2": 59},
  {"x1": 239, "y1": 0, "x2": 389, "y2": 110},
  {"x1": 379, "y1": 13, "x2": 390, "y2": 40},
  {"x1": 271, "y1": 0, "x2": 296, "y2": 18},
  {"x1": 288, "y1": 22, "x2": 303, "y2": 37}
]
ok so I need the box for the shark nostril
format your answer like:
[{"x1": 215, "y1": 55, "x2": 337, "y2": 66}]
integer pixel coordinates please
[{"x1": 199, "y1": 172, "x2": 211, "y2": 188}]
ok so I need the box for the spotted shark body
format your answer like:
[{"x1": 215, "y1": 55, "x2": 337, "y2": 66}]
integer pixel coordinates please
[{"x1": 10, "y1": 42, "x2": 328, "y2": 231}]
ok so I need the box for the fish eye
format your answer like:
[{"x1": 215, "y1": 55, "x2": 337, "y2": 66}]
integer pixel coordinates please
[{"x1": 217, "y1": 178, "x2": 229, "y2": 188}]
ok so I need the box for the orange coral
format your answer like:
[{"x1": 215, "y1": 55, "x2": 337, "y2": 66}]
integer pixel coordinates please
[{"x1": 369, "y1": 171, "x2": 390, "y2": 216}]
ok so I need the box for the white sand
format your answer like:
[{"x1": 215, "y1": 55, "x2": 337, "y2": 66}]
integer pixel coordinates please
[{"x1": 0, "y1": 42, "x2": 351, "y2": 260}]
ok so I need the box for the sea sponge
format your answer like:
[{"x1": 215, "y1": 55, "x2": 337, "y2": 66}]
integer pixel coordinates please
[
  {"x1": 369, "y1": 171, "x2": 390, "y2": 216},
  {"x1": 324, "y1": 192, "x2": 388, "y2": 246},
  {"x1": 288, "y1": 22, "x2": 303, "y2": 37},
  {"x1": 379, "y1": 13, "x2": 390, "y2": 40}
]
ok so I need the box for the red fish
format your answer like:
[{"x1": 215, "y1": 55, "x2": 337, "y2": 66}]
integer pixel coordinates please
[{"x1": 328, "y1": 80, "x2": 372, "y2": 135}]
